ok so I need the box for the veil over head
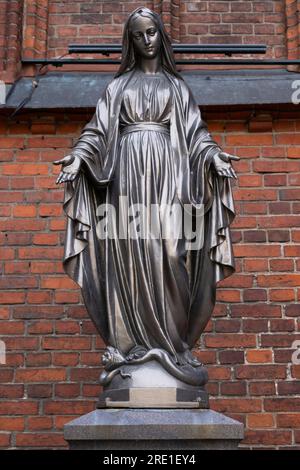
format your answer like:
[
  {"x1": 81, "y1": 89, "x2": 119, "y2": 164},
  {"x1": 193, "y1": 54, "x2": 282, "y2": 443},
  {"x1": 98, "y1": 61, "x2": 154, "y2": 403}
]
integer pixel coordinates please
[{"x1": 115, "y1": 6, "x2": 182, "y2": 79}]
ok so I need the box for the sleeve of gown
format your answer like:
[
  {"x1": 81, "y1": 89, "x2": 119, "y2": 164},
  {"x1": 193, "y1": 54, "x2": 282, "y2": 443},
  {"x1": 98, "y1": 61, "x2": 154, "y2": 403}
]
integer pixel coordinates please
[
  {"x1": 181, "y1": 80, "x2": 235, "y2": 267},
  {"x1": 60, "y1": 84, "x2": 114, "y2": 341},
  {"x1": 181, "y1": 80, "x2": 236, "y2": 345},
  {"x1": 69, "y1": 83, "x2": 113, "y2": 187}
]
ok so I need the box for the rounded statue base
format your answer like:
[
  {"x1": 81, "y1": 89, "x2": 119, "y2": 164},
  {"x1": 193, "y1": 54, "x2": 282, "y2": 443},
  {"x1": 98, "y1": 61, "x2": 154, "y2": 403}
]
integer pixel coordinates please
[{"x1": 98, "y1": 359, "x2": 209, "y2": 409}]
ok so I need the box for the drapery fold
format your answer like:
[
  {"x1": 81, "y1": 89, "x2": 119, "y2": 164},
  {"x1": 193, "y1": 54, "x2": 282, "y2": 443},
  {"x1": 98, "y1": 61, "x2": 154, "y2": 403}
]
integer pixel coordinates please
[{"x1": 62, "y1": 69, "x2": 235, "y2": 352}]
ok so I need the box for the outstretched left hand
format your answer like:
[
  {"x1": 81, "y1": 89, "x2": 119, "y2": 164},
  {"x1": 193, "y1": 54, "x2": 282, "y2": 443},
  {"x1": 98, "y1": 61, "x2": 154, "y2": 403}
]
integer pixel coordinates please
[{"x1": 212, "y1": 151, "x2": 240, "y2": 179}]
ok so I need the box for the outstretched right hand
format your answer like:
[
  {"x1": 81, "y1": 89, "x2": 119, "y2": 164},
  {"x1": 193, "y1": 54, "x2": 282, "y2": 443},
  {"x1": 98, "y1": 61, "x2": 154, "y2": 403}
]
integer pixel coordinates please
[{"x1": 53, "y1": 154, "x2": 82, "y2": 184}]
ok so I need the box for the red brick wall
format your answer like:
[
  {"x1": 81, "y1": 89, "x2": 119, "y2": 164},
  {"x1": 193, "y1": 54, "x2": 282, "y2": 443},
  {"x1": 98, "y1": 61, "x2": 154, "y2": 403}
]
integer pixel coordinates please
[
  {"x1": 0, "y1": 105, "x2": 300, "y2": 449},
  {"x1": 1, "y1": 0, "x2": 300, "y2": 452},
  {"x1": 46, "y1": 1, "x2": 286, "y2": 57}
]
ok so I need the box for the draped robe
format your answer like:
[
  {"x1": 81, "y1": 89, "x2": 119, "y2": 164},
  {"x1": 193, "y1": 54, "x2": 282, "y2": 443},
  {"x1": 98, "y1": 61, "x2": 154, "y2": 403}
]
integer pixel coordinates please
[{"x1": 63, "y1": 68, "x2": 235, "y2": 360}]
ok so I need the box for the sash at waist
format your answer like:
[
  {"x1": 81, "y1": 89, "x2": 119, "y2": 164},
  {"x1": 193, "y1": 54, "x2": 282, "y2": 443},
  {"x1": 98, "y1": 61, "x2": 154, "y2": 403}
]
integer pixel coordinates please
[{"x1": 119, "y1": 121, "x2": 170, "y2": 136}]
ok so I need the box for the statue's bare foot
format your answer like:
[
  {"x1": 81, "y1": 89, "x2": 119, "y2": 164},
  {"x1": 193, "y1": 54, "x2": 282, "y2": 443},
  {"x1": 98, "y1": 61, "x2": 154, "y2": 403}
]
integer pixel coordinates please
[{"x1": 182, "y1": 350, "x2": 203, "y2": 367}]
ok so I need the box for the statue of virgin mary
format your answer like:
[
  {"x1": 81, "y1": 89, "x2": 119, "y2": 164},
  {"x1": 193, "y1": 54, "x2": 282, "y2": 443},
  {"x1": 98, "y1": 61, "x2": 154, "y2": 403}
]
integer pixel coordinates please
[{"x1": 54, "y1": 7, "x2": 238, "y2": 405}]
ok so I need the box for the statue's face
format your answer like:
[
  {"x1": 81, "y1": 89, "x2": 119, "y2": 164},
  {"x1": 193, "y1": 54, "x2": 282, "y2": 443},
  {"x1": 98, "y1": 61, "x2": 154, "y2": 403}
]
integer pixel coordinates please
[{"x1": 130, "y1": 15, "x2": 161, "y2": 60}]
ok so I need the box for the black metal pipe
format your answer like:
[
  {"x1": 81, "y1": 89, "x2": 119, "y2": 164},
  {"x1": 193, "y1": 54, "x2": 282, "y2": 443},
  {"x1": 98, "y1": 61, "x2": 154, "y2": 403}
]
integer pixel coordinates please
[
  {"x1": 22, "y1": 58, "x2": 300, "y2": 66},
  {"x1": 68, "y1": 43, "x2": 267, "y2": 55}
]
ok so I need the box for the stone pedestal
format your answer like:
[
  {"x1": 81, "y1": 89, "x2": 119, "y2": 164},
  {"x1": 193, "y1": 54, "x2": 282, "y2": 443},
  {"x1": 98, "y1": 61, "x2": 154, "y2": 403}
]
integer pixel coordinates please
[{"x1": 64, "y1": 409, "x2": 244, "y2": 450}]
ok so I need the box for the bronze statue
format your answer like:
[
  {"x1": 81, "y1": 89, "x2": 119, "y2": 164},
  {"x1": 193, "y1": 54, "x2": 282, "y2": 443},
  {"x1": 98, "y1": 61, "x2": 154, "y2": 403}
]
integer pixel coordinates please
[{"x1": 54, "y1": 7, "x2": 238, "y2": 406}]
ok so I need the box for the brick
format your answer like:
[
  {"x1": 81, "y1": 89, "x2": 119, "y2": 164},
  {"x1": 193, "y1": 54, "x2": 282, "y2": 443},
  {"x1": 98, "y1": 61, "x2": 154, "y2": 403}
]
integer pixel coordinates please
[
  {"x1": 0, "y1": 402, "x2": 38, "y2": 415},
  {"x1": 25, "y1": 353, "x2": 51, "y2": 367},
  {"x1": 2, "y1": 164, "x2": 48, "y2": 175},
  {"x1": 54, "y1": 415, "x2": 78, "y2": 431},
  {"x1": 16, "y1": 433, "x2": 66, "y2": 448},
  {"x1": 249, "y1": 381, "x2": 276, "y2": 396},
  {"x1": 269, "y1": 289, "x2": 295, "y2": 302},
  {"x1": 243, "y1": 230, "x2": 266, "y2": 243},
  {"x1": 0, "y1": 385, "x2": 24, "y2": 398},
  {"x1": 82, "y1": 384, "x2": 101, "y2": 397},
  {"x1": 285, "y1": 304, "x2": 300, "y2": 317},
  {"x1": 261, "y1": 334, "x2": 300, "y2": 347},
  {"x1": 274, "y1": 349, "x2": 295, "y2": 364},
  {"x1": 218, "y1": 351, "x2": 244, "y2": 364},
  {"x1": 0, "y1": 321, "x2": 24, "y2": 335},
  {"x1": 269, "y1": 259, "x2": 293, "y2": 272},
  {"x1": 19, "y1": 247, "x2": 63, "y2": 260},
  {"x1": 4, "y1": 337, "x2": 38, "y2": 351},
  {"x1": 244, "y1": 259, "x2": 268, "y2": 272},
  {"x1": 80, "y1": 352, "x2": 102, "y2": 366},
  {"x1": 247, "y1": 414, "x2": 275, "y2": 429},
  {"x1": 285, "y1": 245, "x2": 300, "y2": 256},
  {"x1": 0, "y1": 276, "x2": 37, "y2": 289},
  {"x1": 208, "y1": 366, "x2": 231, "y2": 380},
  {"x1": 277, "y1": 382, "x2": 300, "y2": 395},
  {"x1": 257, "y1": 274, "x2": 300, "y2": 287},
  {"x1": 215, "y1": 320, "x2": 241, "y2": 332},
  {"x1": 0, "y1": 220, "x2": 46, "y2": 231},
  {"x1": 0, "y1": 369, "x2": 14, "y2": 383},
  {"x1": 55, "y1": 383, "x2": 80, "y2": 398},
  {"x1": 246, "y1": 350, "x2": 273, "y2": 363},
  {"x1": 254, "y1": 160, "x2": 300, "y2": 173},
  {"x1": 13, "y1": 205, "x2": 37, "y2": 217},
  {"x1": 0, "y1": 291, "x2": 25, "y2": 304},
  {"x1": 265, "y1": 398, "x2": 300, "y2": 412},
  {"x1": 264, "y1": 174, "x2": 287, "y2": 186},
  {"x1": 54, "y1": 291, "x2": 80, "y2": 304},
  {"x1": 243, "y1": 319, "x2": 268, "y2": 333},
  {"x1": 27, "y1": 417, "x2": 53, "y2": 431},
  {"x1": 291, "y1": 366, "x2": 300, "y2": 379},
  {"x1": 53, "y1": 353, "x2": 79, "y2": 367},
  {"x1": 0, "y1": 434, "x2": 10, "y2": 447},
  {"x1": 43, "y1": 337, "x2": 91, "y2": 350},
  {"x1": 44, "y1": 401, "x2": 94, "y2": 415},
  {"x1": 39, "y1": 204, "x2": 62, "y2": 217},
  {"x1": 40, "y1": 277, "x2": 77, "y2": 289},
  {"x1": 236, "y1": 365, "x2": 286, "y2": 379},
  {"x1": 70, "y1": 368, "x2": 101, "y2": 382},
  {"x1": 55, "y1": 321, "x2": 80, "y2": 334},
  {"x1": 243, "y1": 289, "x2": 267, "y2": 302},
  {"x1": 220, "y1": 381, "x2": 247, "y2": 396},
  {"x1": 0, "y1": 417, "x2": 25, "y2": 431},
  {"x1": 269, "y1": 202, "x2": 291, "y2": 215},
  {"x1": 231, "y1": 304, "x2": 281, "y2": 318},
  {"x1": 243, "y1": 430, "x2": 292, "y2": 446},
  {"x1": 16, "y1": 369, "x2": 66, "y2": 382},
  {"x1": 211, "y1": 398, "x2": 262, "y2": 413},
  {"x1": 270, "y1": 319, "x2": 295, "y2": 332},
  {"x1": 30, "y1": 262, "x2": 64, "y2": 274},
  {"x1": 234, "y1": 245, "x2": 280, "y2": 257},
  {"x1": 5, "y1": 262, "x2": 30, "y2": 274},
  {"x1": 27, "y1": 384, "x2": 52, "y2": 398},
  {"x1": 215, "y1": 289, "x2": 241, "y2": 302},
  {"x1": 233, "y1": 189, "x2": 277, "y2": 201},
  {"x1": 12, "y1": 305, "x2": 64, "y2": 320},
  {"x1": 32, "y1": 233, "x2": 59, "y2": 245},
  {"x1": 205, "y1": 334, "x2": 256, "y2": 348}
]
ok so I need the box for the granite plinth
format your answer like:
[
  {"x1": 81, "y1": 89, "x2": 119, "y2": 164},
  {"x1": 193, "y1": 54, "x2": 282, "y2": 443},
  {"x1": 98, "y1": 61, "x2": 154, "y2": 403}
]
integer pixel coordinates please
[{"x1": 64, "y1": 409, "x2": 244, "y2": 450}]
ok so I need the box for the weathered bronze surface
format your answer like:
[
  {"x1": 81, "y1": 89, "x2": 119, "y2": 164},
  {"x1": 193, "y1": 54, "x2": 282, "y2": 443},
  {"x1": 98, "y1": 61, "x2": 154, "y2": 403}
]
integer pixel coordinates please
[{"x1": 54, "y1": 7, "x2": 238, "y2": 405}]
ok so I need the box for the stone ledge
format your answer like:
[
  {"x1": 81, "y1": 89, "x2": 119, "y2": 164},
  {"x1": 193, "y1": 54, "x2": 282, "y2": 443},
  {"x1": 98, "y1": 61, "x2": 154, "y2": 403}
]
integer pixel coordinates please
[
  {"x1": 64, "y1": 408, "x2": 244, "y2": 450},
  {"x1": 2, "y1": 69, "x2": 300, "y2": 110}
]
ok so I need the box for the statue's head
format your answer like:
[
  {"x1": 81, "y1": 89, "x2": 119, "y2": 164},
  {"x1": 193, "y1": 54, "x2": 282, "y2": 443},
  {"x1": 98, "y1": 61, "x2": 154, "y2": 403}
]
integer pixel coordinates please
[
  {"x1": 129, "y1": 7, "x2": 161, "y2": 61},
  {"x1": 115, "y1": 7, "x2": 182, "y2": 79}
]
